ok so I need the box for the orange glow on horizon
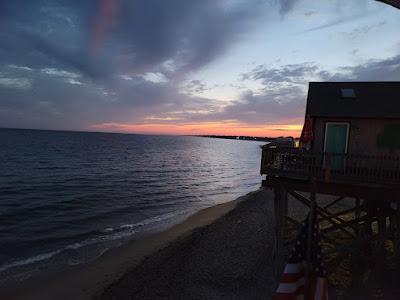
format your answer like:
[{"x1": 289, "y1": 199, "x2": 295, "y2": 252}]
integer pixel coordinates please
[{"x1": 90, "y1": 121, "x2": 302, "y2": 138}]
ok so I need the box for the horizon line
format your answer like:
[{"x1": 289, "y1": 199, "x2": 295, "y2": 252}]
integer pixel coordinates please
[{"x1": 0, "y1": 127, "x2": 300, "y2": 139}]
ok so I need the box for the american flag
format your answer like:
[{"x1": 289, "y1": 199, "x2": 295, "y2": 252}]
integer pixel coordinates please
[{"x1": 273, "y1": 214, "x2": 328, "y2": 300}]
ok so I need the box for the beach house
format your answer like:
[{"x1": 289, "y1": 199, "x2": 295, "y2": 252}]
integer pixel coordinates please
[
  {"x1": 260, "y1": 81, "x2": 400, "y2": 289},
  {"x1": 262, "y1": 81, "x2": 400, "y2": 183},
  {"x1": 307, "y1": 81, "x2": 400, "y2": 157}
]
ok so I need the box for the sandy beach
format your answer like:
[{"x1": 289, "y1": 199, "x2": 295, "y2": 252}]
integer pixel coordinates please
[
  {"x1": 3, "y1": 185, "x2": 400, "y2": 299},
  {"x1": 2, "y1": 188, "x2": 277, "y2": 300}
]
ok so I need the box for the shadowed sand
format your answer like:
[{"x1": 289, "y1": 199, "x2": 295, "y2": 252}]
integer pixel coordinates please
[
  {"x1": 98, "y1": 188, "x2": 276, "y2": 300},
  {"x1": 3, "y1": 188, "x2": 276, "y2": 300}
]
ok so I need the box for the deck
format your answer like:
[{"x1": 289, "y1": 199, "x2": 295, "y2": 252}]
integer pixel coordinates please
[
  {"x1": 261, "y1": 146, "x2": 400, "y2": 187},
  {"x1": 262, "y1": 145, "x2": 400, "y2": 289}
]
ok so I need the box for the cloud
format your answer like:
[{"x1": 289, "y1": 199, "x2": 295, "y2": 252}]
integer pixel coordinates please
[
  {"x1": 209, "y1": 87, "x2": 307, "y2": 125},
  {"x1": 0, "y1": 0, "x2": 269, "y2": 81},
  {"x1": 174, "y1": 54, "x2": 400, "y2": 127},
  {"x1": 302, "y1": 0, "x2": 374, "y2": 33},
  {"x1": 278, "y1": 0, "x2": 301, "y2": 15},
  {"x1": 241, "y1": 62, "x2": 329, "y2": 87},
  {"x1": 1, "y1": 0, "x2": 397, "y2": 135},
  {"x1": 330, "y1": 54, "x2": 400, "y2": 81},
  {"x1": 1, "y1": 0, "x2": 296, "y2": 130},
  {"x1": 0, "y1": 77, "x2": 32, "y2": 89},
  {"x1": 185, "y1": 80, "x2": 210, "y2": 94},
  {"x1": 40, "y1": 68, "x2": 81, "y2": 79},
  {"x1": 336, "y1": 21, "x2": 386, "y2": 41},
  {"x1": 3, "y1": 51, "x2": 400, "y2": 132}
]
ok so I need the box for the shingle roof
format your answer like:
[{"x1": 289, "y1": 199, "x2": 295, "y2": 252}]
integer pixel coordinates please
[{"x1": 306, "y1": 82, "x2": 400, "y2": 119}]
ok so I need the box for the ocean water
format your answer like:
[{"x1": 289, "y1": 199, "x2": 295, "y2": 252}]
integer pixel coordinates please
[{"x1": 0, "y1": 128, "x2": 264, "y2": 282}]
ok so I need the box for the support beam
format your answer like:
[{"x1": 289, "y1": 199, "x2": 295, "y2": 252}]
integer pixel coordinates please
[
  {"x1": 355, "y1": 198, "x2": 361, "y2": 236},
  {"x1": 324, "y1": 196, "x2": 345, "y2": 210},
  {"x1": 289, "y1": 190, "x2": 356, "y2": 239},
  {"x1": 285, "y1": 215, "x2": 302, "y2": 227},
  {"x1": 305, "y1": 182, "x2": 317, "y2": 300},
  {"x1": 321, "y1": 216, "x2": 376, "y2": 235},
  {"x1": 273, "y1": 184, "x2": 288, "y2": 277},
  {"x1": 394, "y1": 201, "x2": 400, "y2": 267},
  {"x1": 263, "y1": 178, "x2": 399, "y2": 201},
  {"x1": 321, "y1": 206, "x2": 359, "y2": 220}
]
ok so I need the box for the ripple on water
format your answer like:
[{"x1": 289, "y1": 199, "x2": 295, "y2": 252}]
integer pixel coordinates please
[{"x1": 0, "y1": 129, "x2": 264, "y2": 282}]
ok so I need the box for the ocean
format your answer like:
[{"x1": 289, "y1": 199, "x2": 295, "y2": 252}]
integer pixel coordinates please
[{"x1": 0, "y1": 128, "x2": 265, "y2": 283}]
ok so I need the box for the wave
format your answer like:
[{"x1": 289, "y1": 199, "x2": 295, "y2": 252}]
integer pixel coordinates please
[{"x1": 0, "y1": 208, "x2": 194, "y2": 275}]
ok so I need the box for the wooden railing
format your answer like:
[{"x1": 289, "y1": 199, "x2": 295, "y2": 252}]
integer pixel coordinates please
[{"x1": 261, "y1": 146, "x2": 400, "y2": 185}]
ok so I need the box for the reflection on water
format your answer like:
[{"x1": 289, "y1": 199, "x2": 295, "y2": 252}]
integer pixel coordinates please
[{"x1": 0, "y1": 129, "x2": 264, "y2": 280}]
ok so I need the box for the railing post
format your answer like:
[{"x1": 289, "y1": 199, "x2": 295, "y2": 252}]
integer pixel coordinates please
[
  {"x1": 305, "y1": 179, "x2": 317, "y2": 299},
  {"x1": 324, "y1": 154, "x2": 331, "y2": 183},
  {"x1": 260, "y1": 148, "x2": 400, "y2": 185}
]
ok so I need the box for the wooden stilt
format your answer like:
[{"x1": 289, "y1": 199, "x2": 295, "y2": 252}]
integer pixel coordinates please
[
  {"x1": 355, "y1": 198, "x2": 361, "y2": 236},
  {"x1": 305, "y1": 181, "x2": 317, "y2": 300},
  {"x1": 273, "y1": 184, "x2": 288, "y2": 277},
  {"x1": 378, "y1": 203, "x2": 387, "y2": 238},
  {"x1": 394, "y1": 201, "x2": 400, "y2": 268},
  {"x1": 351, "y1": 198, "x2": 364, "y2": 289},
  {"x1": 365, "y1": 199, "x2": 374, "y2": 236}
]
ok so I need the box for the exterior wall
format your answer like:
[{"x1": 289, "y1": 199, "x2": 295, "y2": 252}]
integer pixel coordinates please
[{"x1": 312, "y1": 118, "x2": 400, "y2": 155}]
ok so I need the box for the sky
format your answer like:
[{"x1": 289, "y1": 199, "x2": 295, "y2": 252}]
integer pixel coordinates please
[{"x1": 0, "y1": 0, "x2": 399, "y2": 137}]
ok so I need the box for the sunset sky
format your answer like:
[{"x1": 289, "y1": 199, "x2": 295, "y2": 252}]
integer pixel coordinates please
[{"x1": 0, "y1": 0, "x2": 399, "y2": 137}]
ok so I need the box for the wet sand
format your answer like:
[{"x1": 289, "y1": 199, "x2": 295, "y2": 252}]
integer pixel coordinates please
[
  {"x1": 2, "y1": 188, "x2": 275, "y2": 300},
  {"x1": 99, "y1": 188, "x2": 276, "y2": 300}
]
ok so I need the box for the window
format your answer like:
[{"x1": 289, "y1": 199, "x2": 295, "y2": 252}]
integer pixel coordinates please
[{"x1": 341, "y1": 88, "x2": 356, "y2": 98}]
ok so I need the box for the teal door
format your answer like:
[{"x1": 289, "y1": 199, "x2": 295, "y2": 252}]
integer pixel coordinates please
[{"x1": 324, "y1": 123, "x2": 349, "y2": 171}]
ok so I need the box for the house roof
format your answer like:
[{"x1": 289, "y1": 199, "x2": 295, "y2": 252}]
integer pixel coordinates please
[{"x1": 306, "y1": 82, "x2": 400, "y2": 119}]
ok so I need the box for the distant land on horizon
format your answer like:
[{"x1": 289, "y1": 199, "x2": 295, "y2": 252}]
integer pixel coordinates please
[
  {"x1": 195, "y1": 135, "x2": 299, "y2": 142},
  {"x1": 1, "y1": 128, "x2": 299, "y2": 141}
]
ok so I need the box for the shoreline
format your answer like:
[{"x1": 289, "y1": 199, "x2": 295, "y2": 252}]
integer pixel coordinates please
[
  {"x1": 99, "y1": 187, "x2": 277, "y2": 300},
  {"x1": 2, "y1": 190, "x2": 252, "y2": 300}
]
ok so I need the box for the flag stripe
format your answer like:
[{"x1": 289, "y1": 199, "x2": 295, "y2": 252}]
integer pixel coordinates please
[
  {"x1": 274, "y1": 284, "x2": 305, "y2": 300},
  {"x1": 314, "y1": 278, "x2": 328, "y2": 300},
  {"x1": 276, "y1": 277, "x2": 305, "y2": 293},
  {"x1": 272, "y1": 214, "x2": 328, "y2": 300},
  {"x1": 283, "y1": 262, "x2": 305, "y2": 274},
  {"x1": 281, "y1": 271, "x2": 305, "y2": 283}
]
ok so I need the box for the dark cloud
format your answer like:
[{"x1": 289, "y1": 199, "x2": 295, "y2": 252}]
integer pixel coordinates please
[
  {"x1": 278, "y1": 0, "x2": 301, "y2": 15},
  {"x1": 0, "y1": 0, "x2": 266, "y2": 80},
  {"x1": 176, "y1": 55, "x2": 400, "y2": 126},
  {"x1": 241, "y1": 62, "x2": 328, "y2": 87},
  {"x1": 1, "y1": 0, "x2": 398, "y2": 133},
  {"x1": 203, "y1": 87, "x2": 306, "y2": 125},
  {"x1": 302, "y1": 1, "x2": 371, "y2": 33},
  {"x1": 336, "y1": 21, "x2": 386, "y2": 41},
  {"x1": 0, "y1": 0, "x2": 272, "y2": 129},
  {"x1": 331, "y1": 54, "x2": 400, "y2": 81},
  {"x1": 185, "y1": 80, "x2": 210, "y2": 94}
]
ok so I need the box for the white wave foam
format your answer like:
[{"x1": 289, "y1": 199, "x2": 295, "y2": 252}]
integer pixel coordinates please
[
  {"x1": 0, "y1": 208, "x2": 195, "y2": 275},
  {"x1": 0, "y1": 249, "x2": 64, "y2": 273},
  {"x1": 118, "y1": 208, "x2": 194, "y2": 230}
]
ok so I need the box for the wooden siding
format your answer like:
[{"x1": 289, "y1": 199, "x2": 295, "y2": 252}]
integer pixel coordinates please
[{"x1": 312, "y1": 118, "x2": 400, "y2": 155}]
